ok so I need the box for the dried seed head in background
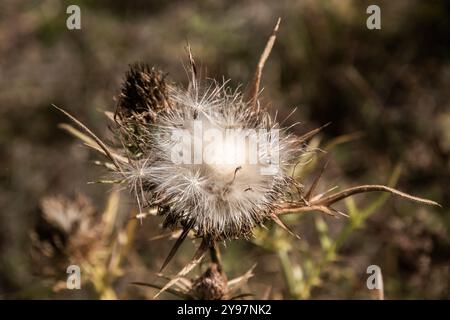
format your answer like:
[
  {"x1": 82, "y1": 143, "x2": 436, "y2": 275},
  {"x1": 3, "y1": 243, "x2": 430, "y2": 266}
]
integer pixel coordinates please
[{"x1": 31, "y1": 194, "x2": 102, "y2": 276}]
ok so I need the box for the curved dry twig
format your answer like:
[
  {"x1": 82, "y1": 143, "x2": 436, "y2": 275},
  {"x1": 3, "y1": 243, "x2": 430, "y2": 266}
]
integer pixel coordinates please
[
  {"x1": 277, "y1": 184, "x2": 440, "y2": 216},
  {"x1": 315, "y1": 185, "x2": 441, "y2": 207}
]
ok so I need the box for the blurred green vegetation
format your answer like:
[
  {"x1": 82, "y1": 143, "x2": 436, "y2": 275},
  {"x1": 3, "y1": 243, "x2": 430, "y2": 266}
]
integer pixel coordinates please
[{"x1": 0, "y1": 0, "x2": 449, "y2": 299}]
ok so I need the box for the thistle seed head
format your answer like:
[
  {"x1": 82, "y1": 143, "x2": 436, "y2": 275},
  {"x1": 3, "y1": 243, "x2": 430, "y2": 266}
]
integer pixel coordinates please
[
  {"x1": 117, "y1": 70, "x2": 302, "y2": 241},
  {"x1": 31, "y1": 194, "x2": 102, "y2": 275}
]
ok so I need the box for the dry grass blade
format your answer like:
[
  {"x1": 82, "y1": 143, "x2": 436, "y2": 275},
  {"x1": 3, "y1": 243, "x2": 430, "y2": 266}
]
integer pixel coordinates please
[
  {"x1": 58, "y1": 123, "x2": 98, "y2": 149},
  {"x1": 153, "y1": 239, "x2": 208, "y2": 299},
  {"x1": 52, "y1": 104, "x2": 123, "y2": 171},
  {"x1": 59, "y1": 123, "x2": 129, "y2": 164},
  {"x1": 148, "y1": 229, "x2": 183, "y2": 242},
  {"x1": 247, "y1": 17, "x2": 281, "y2": 111},
  {"x1": 315, "y1": 185, "x2": 441, "y2": 207},
  {"x1": 102, "y1": 188, "x2": 121, "y2": 239}
]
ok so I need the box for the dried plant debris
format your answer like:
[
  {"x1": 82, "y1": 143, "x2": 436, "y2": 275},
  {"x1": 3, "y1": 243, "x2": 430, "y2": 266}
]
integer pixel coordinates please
[{"x1": 54, "y1": 19, "x2": 439, "y2": 292}]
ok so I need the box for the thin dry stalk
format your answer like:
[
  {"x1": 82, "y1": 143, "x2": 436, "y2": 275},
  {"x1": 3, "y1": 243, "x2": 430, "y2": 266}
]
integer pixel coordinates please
[{"x1": 247, "y1": 18, "x2": 281, "y2": 112}]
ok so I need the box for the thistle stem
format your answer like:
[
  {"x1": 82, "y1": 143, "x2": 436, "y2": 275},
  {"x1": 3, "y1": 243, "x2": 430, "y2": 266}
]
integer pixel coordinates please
[{"x1": 209, "y1": 242, "x2": 223, "y2": 274}]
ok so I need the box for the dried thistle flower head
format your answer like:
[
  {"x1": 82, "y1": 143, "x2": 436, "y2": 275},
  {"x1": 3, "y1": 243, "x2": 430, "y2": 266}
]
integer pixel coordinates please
[
  {"x1": 110, "y1": 23, "x2": 305, "y2": 244},
  {"x1": 31, "y1": 194, "x2": 102, "y2": 275},
  {"x1": 116, "y1": 67, "x2": 301, "y2": 242}
]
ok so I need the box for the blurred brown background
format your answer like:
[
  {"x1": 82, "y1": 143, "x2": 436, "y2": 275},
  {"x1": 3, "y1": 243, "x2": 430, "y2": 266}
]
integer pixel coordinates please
[{"x1": 0, "y1": 0, "x2": 449, "y2": 299}]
